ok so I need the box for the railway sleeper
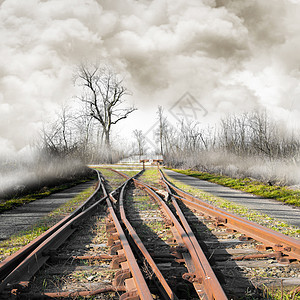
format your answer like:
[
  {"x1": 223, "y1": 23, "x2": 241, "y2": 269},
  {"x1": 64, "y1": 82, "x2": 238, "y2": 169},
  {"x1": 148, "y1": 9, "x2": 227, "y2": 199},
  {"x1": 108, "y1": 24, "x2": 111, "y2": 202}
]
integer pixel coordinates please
[
  {"x1": 220, "y1": 228, "x2": 295, "y2": 264},
  {"x1": 106, "y1": 222, "x2": 116, "y2": 232},
  {"x1": 226, "y1": 228, "x2": 237, "y2": 233},
  {"x1": 214, "y1": 221, "x2": 226, "y2": 227},
  {"x1": 163, "y1": 175, "x2": 300, "y2": 263},
  {"x1": 111, "y1": 253, "x2": 127, "y2": 269},
  {"x1": 159, "y1": 208, "x2": 171, "y2": 224},
  {"x1": 238, "y1": 234, "x2": 253, "y2": 241},
  {"x1": 113, "y1": 268, "x2": 132, "y2": 288},
  {"x1": 72, "y1": 254, "x2": 113, "y2": 260},
  {"x1": 110, "y1": 240, "x2": 122, "y2": 255},
  {"x1": 107, "y1": 244, "x2": 141, "y2": 298},
  {"x1": 277, "y1": 256, "x2": 293, "y2": 264},
  {"x1": 120, "y1": 288, "x2": 139, "y2": 300},
  {"x1": 164, "y1": 219, "x2": 173, "y2": 227},
  {"x1": 106, "y1": 219, "x2": 117, "y2": 232},
  {"x1": 256, "y1": 244, "x2": 273, "y2": 251},
  {"x1": 107, "y1": 232, "x2": 120, "y2": 246},
  {"x1": 192, "y1": 212, "x2": 297, "y2": 266},
  {"x1": 182, "y1": 272, "x2": 203, "y2": 284},
  {"x1": 170, "y1": 245, "x2": 188, "y2": 257},
  {"x1": 232, "y1": 250, "x2": 283, "y2": 261},
  {"x1": 216, "y1": 216, "x2": 227, "y2": 224},
  {"x1": 274, "y1": 244, "x2": 292, "y2": 252},
  {"x1": 256, "y1": 244, "x2": 295, "y2": 264},
  {"x1": 12, "y1": 286, "x2": 127, "y2": 299}
]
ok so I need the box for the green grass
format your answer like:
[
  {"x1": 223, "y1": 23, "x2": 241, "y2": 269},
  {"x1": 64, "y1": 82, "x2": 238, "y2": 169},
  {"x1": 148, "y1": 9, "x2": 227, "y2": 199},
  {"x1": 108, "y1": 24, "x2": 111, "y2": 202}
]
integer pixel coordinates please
[
  {"x1": 171, "y1": 169, "x2": 300, "y2": 207},
  {"x1": 0, "y1": 184, "x2": 96, "y2": 258},
  {"x1": 129, "y1": 194, "x2": 160, "y2": 211},
  {"x1": 260, "y1": 285, "x2": 300, "y2": 300},
  {"x1": 164, "y1": 172, "x2": 300, "y2": 238},
  {"x1": 0, "y1": 177, "x2": 96, "y2": 213},
  {"x1": 122, "y1": 170, "x2": 141, "y2": 177},
  {"x1": 138, "y1": 168, "x2": 161, "y2": 187},
  {"x1": 95, "y1": 168, "x2": 126, "y2": 191}
]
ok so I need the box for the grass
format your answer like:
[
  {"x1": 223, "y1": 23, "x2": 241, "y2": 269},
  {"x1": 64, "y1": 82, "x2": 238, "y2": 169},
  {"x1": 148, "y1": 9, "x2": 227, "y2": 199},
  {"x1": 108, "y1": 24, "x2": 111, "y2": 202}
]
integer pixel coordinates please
[
  {"x1": 0, "y1": 176, "x2": 97, "y2": 213},
  {"x1": 128, "y1": 194, "x2": 160, "y2": 211},
  {"x1": 0, "y1": 184, "x2": 96, "y2": 259},
  {"x1": 121, "y1": 170, "x2": 141, "y2": 177},
  {"x1": 163, "y1": 170, "x2": 300, "y2": 299},
  {"x1": 95, "y1": 168, "x2": 126, "y2": 191},
  {"x1": 164, "y1": 171, "x2": 300, "y2": 238},
  {"x1": 260, "y1": 285, "x2": 300, "y2": 300},
  {"x1": 128, "y1": 168, "x2": 174, "y2": 242},
  {"x1": 171, "y1": 169, "x2": 300, "y2": 207},
  {"x1": 138, "y1": 168, "x2": 161, "y2": 187}
]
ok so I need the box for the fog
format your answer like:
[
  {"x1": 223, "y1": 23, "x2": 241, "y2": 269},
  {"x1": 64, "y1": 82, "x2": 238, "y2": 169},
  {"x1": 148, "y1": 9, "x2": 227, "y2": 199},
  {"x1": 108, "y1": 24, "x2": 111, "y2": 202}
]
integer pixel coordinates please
[
  {"x1": 1, "y1": 0, "x2": 300, "y2": 154},
  {"x1": 1, "y1": 0, "x2": 300, "y2": 190},
  {"x1": 0, "y1": 152, "x2": 89, "y2": 198},
  {"x1": 166, "y1": 150, "x2": 300, "y2": 186}
]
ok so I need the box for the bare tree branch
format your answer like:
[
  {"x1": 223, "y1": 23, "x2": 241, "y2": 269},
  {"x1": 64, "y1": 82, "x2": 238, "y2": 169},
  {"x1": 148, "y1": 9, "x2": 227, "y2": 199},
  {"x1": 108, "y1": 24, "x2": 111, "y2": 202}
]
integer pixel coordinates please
[{"x1": 75, "y1": 64, "x2": 136, "y2": 147}]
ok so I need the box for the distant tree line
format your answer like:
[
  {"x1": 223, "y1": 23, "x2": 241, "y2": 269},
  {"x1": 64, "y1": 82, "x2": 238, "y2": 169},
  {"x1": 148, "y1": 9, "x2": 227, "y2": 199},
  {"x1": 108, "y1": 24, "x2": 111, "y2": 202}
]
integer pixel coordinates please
[
  {"x1": 132, "y1": 108, "x2": 300, "y2": 184},
  {"x1": 158, "y1": 111, "x2": 300, "y2": 161}
]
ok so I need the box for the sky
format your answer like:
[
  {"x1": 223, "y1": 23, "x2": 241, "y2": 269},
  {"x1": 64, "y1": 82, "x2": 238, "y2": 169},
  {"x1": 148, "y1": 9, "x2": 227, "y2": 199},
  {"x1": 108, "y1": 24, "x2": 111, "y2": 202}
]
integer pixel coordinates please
[{"x1": 1, "y1": 0, "x2": 300, "y2": 155}]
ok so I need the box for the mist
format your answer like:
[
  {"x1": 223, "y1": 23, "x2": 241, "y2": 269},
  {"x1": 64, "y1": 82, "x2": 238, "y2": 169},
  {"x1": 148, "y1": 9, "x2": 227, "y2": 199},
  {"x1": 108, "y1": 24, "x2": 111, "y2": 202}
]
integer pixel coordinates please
[
  {"x1": 1, "y1": 0, "x2": 300, "y2": 154},
  {"x1": 0, "y1": 152, "x2": 94, "y2": 199},
  {"x1": 166, "y1": 150, "x2": 300, "y2": 186},
  {"x1": 1, "y1": 0, "x2": 300, "y2": 192}
]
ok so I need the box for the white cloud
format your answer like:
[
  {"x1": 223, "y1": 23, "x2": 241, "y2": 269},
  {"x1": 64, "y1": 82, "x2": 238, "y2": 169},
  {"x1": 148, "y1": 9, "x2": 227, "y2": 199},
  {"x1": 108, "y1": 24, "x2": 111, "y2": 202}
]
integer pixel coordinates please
[{"x1": 0, "y1": 0, "x2": 300, "y2": 153}]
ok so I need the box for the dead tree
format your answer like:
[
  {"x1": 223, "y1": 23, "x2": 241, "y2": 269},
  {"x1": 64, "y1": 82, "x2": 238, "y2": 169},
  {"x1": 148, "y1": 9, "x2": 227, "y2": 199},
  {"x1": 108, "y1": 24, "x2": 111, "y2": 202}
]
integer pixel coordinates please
[
  {"x1": 133, "y1": 129, "x2": 146, "y2": 160},
  {"x1": 157, "y1": 106, "x2": 169, "y2": 156},
  {"x1": 40, "y1": 106, "x2": 79, "y2": 159},
  {"x1": 75, "y1": 64, "x2": 136, "y2": 147}
]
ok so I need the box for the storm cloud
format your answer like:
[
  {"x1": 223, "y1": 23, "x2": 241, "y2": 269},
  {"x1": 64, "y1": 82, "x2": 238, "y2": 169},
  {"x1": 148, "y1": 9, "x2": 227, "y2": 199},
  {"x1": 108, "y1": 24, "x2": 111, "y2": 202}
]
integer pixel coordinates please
[{"x1": 1, "y1": 0, "x2": 300, "y2": 153}]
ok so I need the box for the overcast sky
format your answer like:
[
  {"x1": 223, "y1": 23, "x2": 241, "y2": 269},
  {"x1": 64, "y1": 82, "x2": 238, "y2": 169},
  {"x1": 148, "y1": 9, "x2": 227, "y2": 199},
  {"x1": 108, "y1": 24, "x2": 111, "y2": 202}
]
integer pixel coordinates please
[{"x1": 1, "y1": 0, "x2": 300, "y2": 155}]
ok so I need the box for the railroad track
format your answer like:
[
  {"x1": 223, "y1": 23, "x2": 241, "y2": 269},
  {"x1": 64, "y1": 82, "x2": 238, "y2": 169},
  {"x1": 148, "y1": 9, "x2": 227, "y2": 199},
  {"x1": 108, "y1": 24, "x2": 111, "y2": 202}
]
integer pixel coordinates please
[
  {"x1": 158, "y1": 169, "x2": 300, "y2": 298},
  {"x1": 0, "y1": 167, "x2": 299, "y2": 299},
  {"x1": 107, "y1": 168, "x2": 300, "y2": 299}
]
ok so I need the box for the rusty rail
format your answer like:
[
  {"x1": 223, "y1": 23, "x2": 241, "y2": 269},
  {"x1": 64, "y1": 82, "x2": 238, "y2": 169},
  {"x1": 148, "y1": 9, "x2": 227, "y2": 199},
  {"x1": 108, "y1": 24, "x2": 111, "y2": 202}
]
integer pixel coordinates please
[
  {"x1": 160, "y1": 169, "x2": 300, "y2": 262},
  {"x1": 108, "y1": 168, "x2": 227, "y2": 299},
  {"x1": 171, "y1": 197, "x2": 227, "y2": 299},
  {"x1": 107, "y1": 168, "x2": 178, "y2": 299},
  {"x1": 0, "y1": 168, "x2": 156, "y2": 298},
  {"x1": 0, "y1": 170, "x2": 103, "y2": 291},
  {"x1": 133, "y1": 179, "x2": 227, "y2": 300},
  {"x1": 0, "y1": 195, "x2": 109, "y2": 294},
  {"x1": 13, "y1": 286, "x2": 127, "y2": 299},
  {"x1": 105, "y1": 189, "x2": 153, "y2": 299},
  {"x1": 117, "y1": 179, "x2": 177, "y2": 300}
]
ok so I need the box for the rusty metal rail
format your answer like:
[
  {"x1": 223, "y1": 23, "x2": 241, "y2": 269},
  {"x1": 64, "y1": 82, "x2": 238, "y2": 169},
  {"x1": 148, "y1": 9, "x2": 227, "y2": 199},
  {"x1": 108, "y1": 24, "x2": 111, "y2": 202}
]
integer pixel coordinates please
[
  {"x1": 0, "y1": 184, "x2": 110, "y2": 295},
  {"x1": 106, "y1": 195, "x2": 153, "y2": 300},
  {"x1": 100, "y1": 172, "x2": 156, "y2": 299},
  {"x1": 0, "y1": 170, "x2": 104, "y2": 292},
  {"x1": 106, "y1": 168, "x2": 179, "y2": 299},
  {"x1": 160, "y1": 169, "x2": 300, "y2": 262},
  {"x1": 109, "y1": 168, "x2": 227, "y2": 300},
  {"x1": 0, "y1": 169, "x2": 153, "y2": 299},
  {"x1": 133, "y1": 179, "x2": 227, "y2": 300},
  {"x1": 171, "y1": 195, "x2": 227, "y2": 299},
  {"x1": 117, "y1": 179, "x2": 177, "y2": 300}
]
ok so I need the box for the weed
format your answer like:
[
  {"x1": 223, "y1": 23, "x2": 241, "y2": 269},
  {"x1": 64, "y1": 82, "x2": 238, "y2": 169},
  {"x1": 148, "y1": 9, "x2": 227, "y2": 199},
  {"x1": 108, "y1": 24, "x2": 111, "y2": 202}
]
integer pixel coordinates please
[
  {"x1": 0, "y1": 177, "x2": 96, "y2": 213},
  {"x1": 0, "y1": 185, "x2": 96, "y2": 259},
  {"x1": 139, "y1": 168, "x2": 161, "y2": 188},
  {"x1": 95, "y1": 168, "x2": 125, "y2": 191},
  {"x1": 164, "y1": 172, "x2": 300, "y2": 238},
  {"x1": 171, "y1": 169, "x2": 300, "y2": 207}
]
